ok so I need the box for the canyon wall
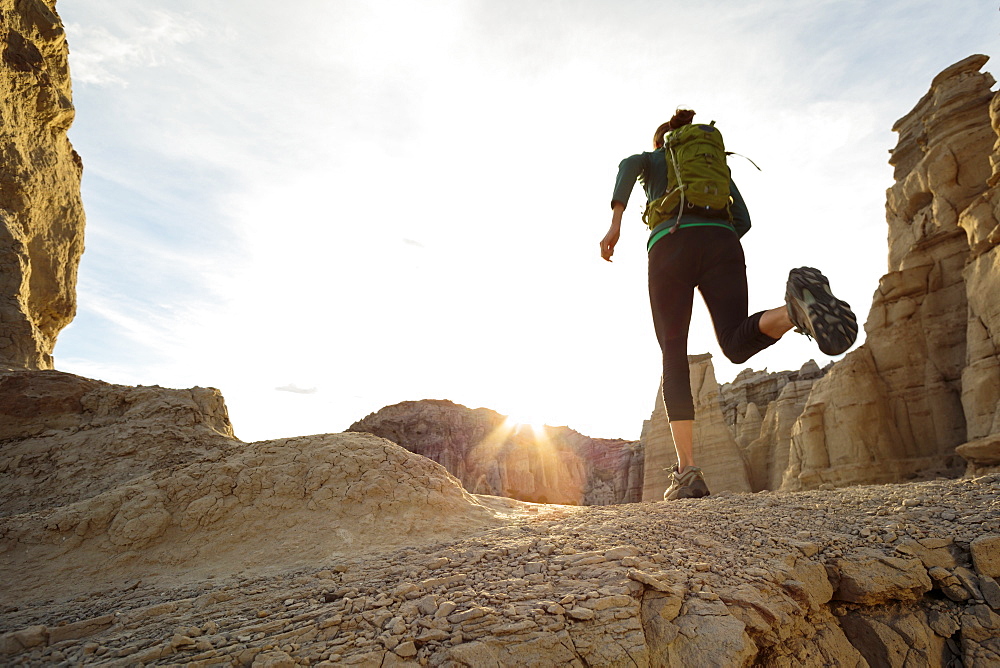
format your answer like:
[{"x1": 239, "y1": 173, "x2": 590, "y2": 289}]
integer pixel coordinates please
[
  {"x1": 0, "y1": 0, "x2": 84, "y2": 370},
  {"x1": 349, "y1": 399, "x2": 644, "y2": 506},
  {"x1": 785, "y1": 54, "x2": 1000, "y2": 489},
  {"x1": 730, "y1": 361, "x2": 827, "y2": 492},
  {"x1": 643, "y1": 55, "x2": 1000, "y2": 498},
  {"x1": 956, "y1": 69, "x2": 1000, "y2": 475}
]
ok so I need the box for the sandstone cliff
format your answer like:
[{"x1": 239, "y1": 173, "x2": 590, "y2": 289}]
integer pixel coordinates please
[
  {"x1": 957, "y1": 63, "x2": 1000, "y2": 475},
  {"x1": 643, "y1": 55, "x2": 1000, "y2": 497},
  {"x1": 785, "y1": 54, "x2": 1000, "y2": 489},
  {"x1": 0, "y1": 0, "x2": 84, "y2": 370},
  {"x1": 718, "y1": 361, "x2": 830, "y2": 493},
  {"x1": 349, "y1": 399, "x2": 644, "y2": 506}
]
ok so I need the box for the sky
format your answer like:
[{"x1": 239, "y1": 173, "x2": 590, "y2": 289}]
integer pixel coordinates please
[{"x1": 54, "y1": 0, "x2": 997, "y2": 443}]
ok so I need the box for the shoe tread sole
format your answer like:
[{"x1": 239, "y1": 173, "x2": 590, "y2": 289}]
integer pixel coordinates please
[{"x1": 787, "y1": 267, "x2": 858, "y2": 356}]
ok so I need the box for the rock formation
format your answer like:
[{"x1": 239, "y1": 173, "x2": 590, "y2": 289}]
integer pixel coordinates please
[
  {"x1": 957, "y1": 64, "x2": 1000, "y2": 475},
  {"x1": 0, "y1": 371, "x2": 505, "y2": 603},
  {"x1": 3, "y1": 370, "x2": 1000, "y2": 666},
  {"x1": 785, "y1": 54, "x2": 1000, "y2": 489},
  {"x1": 0, "y1": 369, "x2": 236, "y2": 517},
  {"x1": 0, "y1": 0, "x2": 84, "y2": 370},
  {"x1": 4, "y1": 404, "x2": 1000, "y2": 668},
  {"x1": 745, "y1": 376, "x2": 818, "y2": 492},
  {"x1": 644, "y1": 55, "x2": 1000, "y2": 495},
  {"x1": 349, "y1": 399, "x2": 644, "y2": 506},
  {"x1": 720, "y1": 360, "x2": 827, "y2": 430}
]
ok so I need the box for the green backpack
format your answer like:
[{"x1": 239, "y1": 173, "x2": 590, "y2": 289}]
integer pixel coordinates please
[{"x1": 642, "y1": 121, "x2": 733, "y2": 231}]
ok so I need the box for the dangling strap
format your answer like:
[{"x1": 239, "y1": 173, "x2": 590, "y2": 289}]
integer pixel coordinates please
[
  {"x1": 666, "y1": 143, "x2": 686, "y2": 235},
  {"x1": 725, "y1": 151, "x2": 762, "y2": 171}
]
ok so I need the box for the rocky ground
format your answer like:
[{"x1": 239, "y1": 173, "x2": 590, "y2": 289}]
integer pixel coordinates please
[{"x1": 3, "y1": 474, "x2": 999, "y2": 667}]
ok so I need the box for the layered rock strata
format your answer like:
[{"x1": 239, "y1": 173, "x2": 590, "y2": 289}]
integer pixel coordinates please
[
  {"x1": 0, "y1": 0, "x2": 84, "y2": 369},
  {"x1": 785, "y1": 55, "x2": 1000, "y2": 489},
  {"x1": 349, "y1": 400, "x2": 644, "y2": 506},
  {"x1": 720, "y1": 360, "x2": 827, "y2": 430},
  {"x1": 0, "y1": 369, "x2": 236, "y2": 517},
  {"x1": 956, "y1": 62, "x2": 1000, "y2": 475}
]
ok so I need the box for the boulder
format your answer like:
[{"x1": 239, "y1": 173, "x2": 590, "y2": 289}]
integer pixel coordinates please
[{"x1": 830, "y1": 549, "x2": 933, "y2": 605}]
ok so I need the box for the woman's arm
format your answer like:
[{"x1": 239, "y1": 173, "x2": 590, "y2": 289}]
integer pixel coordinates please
[
  {"x1": 730, "y1": 180, "x2": 751, "y2": 237},
  {"x1": 601, "y1": 202, "x2": 625, "y2": 262}
]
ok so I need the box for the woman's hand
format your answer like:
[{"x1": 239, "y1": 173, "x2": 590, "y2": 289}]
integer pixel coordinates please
[
  {"x1": 601, "y1": 203, "x2": 625, "y2": 262},
  {"x1": 600, "y1": 226, "x2": 620, "y2": 261}
]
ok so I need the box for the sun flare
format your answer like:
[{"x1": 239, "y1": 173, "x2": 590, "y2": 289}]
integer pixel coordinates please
[{"x1": 503, "y1": 414, "x2": 547, "y2": 434}]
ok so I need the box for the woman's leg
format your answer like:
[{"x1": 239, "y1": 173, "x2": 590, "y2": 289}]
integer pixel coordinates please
[
  {"x1": 648, "y1": 236, "x2": 697, "y2": 423},
  {"x1": 758, "y1": 306, "x2": 794, "y2": 339},
  {"x1": 669, "y1": 419, "x2": 695, "y2": 472},
  {"x1": 648, "y1": 234, "x2": 704, "y2": 492},
  {"x1": 697, "y1": 230, "x2": 781, "y2": 364}
]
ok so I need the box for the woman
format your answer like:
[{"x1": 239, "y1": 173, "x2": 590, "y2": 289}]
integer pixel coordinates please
[{"x1": 601, "y1": 109, "x2": 857, "y2": 500}]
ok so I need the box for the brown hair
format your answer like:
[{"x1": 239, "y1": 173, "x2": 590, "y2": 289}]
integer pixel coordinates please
[
  {"x1": 668, "y1": 109, "x2": 696, "y2": 129},
  {"x1": 653, "y1": 109, "x2": 696, "y2": 148}
]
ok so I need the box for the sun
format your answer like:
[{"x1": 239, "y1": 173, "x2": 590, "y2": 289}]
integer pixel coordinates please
[{"x1": 503, "y1": 413, "x2": 547, "y2": 434}]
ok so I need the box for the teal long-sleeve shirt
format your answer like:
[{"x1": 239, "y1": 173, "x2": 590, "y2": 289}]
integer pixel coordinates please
[{"x1": 611, "y1": 148, "x2": 751, "y2": 251}]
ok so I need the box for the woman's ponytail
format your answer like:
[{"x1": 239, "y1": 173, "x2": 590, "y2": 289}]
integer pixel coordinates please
[
  {"x1": 667, "y1": 109, "x2": 695, "y2": 130},
  {"x1": 653, "y1": 109, "x2": 696, "y2": 148}
]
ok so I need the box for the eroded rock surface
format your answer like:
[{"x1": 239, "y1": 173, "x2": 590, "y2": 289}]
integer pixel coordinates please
[
  {"x1": 4, "y1": 8, "x2": 1000, "y2": 663},
  {"x1": 0, "y1": 0, "x2": 84, "y2": 369},
  {"x1": 349, "y1": 400, "x2": 643, "y2": 506},
  {"x1": 0, "y1": 375, "x2": 506, "y2": 603},
  {"x1": 786, "y1": 55, "x2": 1000, "y2": 490},
  {"x1": 0, "y1": 369, "x2": 236, "y2": 517},
  {"x1": 3, "y1": 473, "x2": 998, "y2": 667},
  {"x1": 7, "y1": 370, "x2": 997, "y2": 666}
]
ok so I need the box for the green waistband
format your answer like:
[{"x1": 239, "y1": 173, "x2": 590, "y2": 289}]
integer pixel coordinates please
[{"x1": 647, "y1": 221, "x2": 736, "y2": 252}]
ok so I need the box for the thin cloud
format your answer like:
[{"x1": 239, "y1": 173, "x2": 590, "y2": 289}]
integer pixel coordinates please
[
  {"x1": 66, "y1": 11, "x2": 203, "y2": 86},
  {"x1": 275, "y1": 384, "x2": 319, "y2": 395}
]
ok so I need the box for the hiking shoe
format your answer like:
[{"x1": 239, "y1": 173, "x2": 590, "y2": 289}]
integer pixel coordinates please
[
  {"x1": 785, "y1": 267, "x2": 858, "y2": 356},
  {"x1": 663, "y1": 464, "x2": 711, "y2": 501}
]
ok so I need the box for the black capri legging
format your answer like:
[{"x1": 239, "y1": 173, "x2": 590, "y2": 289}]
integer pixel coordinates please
[{"x1": 648, "y1": 226, "x2": 778, "y2": 421}]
